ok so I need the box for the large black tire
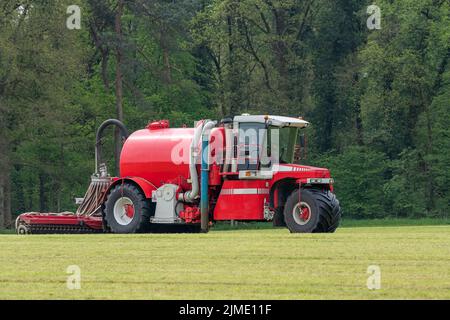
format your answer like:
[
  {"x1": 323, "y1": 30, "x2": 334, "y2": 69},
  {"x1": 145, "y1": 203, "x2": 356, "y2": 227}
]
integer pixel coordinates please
[
  {"x1": 104, "y1": 183, "x2": 152, "y2": 233},
  {"x1": 283, "y1": 188, "x2": 341, "y2": 233},
  {"x1": 273, "y1": 206, "x2": 286, "y2": 227}
]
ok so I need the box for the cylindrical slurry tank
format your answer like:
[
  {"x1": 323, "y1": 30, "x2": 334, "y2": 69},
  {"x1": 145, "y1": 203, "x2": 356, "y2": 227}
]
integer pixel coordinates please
[{"x1": 120, "y1": 125, "x2": 195, "y2": 187}]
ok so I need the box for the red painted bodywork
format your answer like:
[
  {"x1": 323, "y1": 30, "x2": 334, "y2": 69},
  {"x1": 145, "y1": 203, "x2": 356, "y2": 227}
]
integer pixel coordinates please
[
  {"x1": 18, "y1": 212, "x2": 103, "y2": 229},
  {"x1": 213, "y1": 180, "x2": 270, "y2": 220},
  {"x1": 119, "y1": 125, "x2": 225, "y2": 195},
  {"x1": 120, "y1": 127, "x2": 194, "y2": 188},
  {"x1": 146, "y1": 119, "x2": 170, "y2": 130},
  {"x1": 270, "y1": 164, "x2": 332, "y2": 209},
  {"x1": 179, "y1": 206, "x2": 201, "y2": 223},
  {"x1": 108, "y1": 176, "x2": 157, "y2": 199},
  {"x1": 212, "y1": 164, "x2": 331, "y2": 220}
]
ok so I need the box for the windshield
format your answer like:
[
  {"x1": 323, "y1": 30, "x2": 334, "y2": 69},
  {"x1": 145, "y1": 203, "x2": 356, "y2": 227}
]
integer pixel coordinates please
[
  {"x1": 268, "y1": 126, "x2": 299, "y2": 164},
  {"x1": 236, "y1": 123, "x2": 300, "y2": 171}
]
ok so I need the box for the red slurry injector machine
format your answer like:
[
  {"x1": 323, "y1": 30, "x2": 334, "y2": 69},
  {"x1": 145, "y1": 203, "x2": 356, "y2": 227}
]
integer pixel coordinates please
[{"x1": 16, "y1": 115, "x2": 341, "y2": 234}]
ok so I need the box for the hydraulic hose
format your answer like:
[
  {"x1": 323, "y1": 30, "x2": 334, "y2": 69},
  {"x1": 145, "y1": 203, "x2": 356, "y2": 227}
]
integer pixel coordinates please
[{"x1": 95, "y1": 119, "x2": 129, "y2": 175}]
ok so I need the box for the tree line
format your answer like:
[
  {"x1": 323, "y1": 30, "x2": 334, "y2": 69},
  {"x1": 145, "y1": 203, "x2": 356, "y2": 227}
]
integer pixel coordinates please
[{"x1": 0, "y1": 0, "x2": 448, "y2": 228}]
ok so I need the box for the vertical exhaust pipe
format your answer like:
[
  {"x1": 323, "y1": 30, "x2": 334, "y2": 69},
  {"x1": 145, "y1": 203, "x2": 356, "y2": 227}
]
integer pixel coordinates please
[
  {"x1": 178, "y1": 121, "x2": 204, "y2": 202},
  {"x1": 200, "y1": 120, "x2": 217, "y2": 232}
]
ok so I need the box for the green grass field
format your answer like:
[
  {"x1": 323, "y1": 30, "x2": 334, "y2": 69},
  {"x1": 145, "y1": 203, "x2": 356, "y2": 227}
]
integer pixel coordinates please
[{"x1": 0, "y1": 223, "x2": 449, "y2": 299}]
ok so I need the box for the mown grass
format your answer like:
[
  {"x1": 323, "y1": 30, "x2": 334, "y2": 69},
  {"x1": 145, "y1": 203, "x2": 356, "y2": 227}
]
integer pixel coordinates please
[
  {"x1": 0, "y1": 224, "x2": 449, "y2": 299},
  {"x1": 214, "y1": 217, "x2": 450, "y2": 230},
  {"x1": 1, "y1": 218, "x2": 448, "y2": 234}
]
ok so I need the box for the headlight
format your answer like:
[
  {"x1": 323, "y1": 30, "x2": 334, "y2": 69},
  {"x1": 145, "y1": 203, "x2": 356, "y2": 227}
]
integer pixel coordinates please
[{"x1": 306, "y1": 178, "x2": 334, "y2": 184}]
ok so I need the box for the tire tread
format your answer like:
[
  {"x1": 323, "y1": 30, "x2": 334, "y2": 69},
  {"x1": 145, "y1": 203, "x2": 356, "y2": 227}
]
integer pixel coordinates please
[
  {"x1": 104, "y1": 183, "x2": 152, "y2": 233},
  {"x1": 284, "y1": 188, "x2": 341, "y2": 233}
]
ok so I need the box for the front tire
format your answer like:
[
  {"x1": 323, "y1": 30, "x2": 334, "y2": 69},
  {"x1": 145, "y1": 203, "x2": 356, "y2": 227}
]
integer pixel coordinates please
[
  {"x1": 104, "y1": 183, "x2": 152, "y2": 233},
  {"x1": 283, "y1": 188, "x2": 341, "y2": 233}
]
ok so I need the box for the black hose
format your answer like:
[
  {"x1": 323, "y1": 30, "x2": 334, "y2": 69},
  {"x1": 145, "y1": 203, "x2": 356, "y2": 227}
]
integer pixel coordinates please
[{"x1": 95, "y1": 119, "x2": 129, "y2": 174}]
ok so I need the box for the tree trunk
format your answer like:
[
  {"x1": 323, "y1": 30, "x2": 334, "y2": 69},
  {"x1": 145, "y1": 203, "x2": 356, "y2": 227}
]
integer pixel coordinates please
[
  {"x1": 90, "y1": 21, "x2": 110, "y2": 90},
  {"x1": 226, "y1": 13, "x2": 242, "y2": 115},
  {"x1": 114, "y1": 0, "x2": 124, "y2": 176},
  {"x1": 0, "y1": 177, "x2": 4, "y2": 228},
  {"x1": 4, "y1": 176, "x2": 12, "y2": 228},
  {"x1": 270, "y1": 8, "x2": 289, "y2": 112},
  {"x1": 355, "y1": 103, "x2": 364, "y2": 145},
  {"x1": 39, "y1": 173, "x2": 46, "y2": 212},
  {"x1": 272, "y1": 9, "x2": 288, "y2": 82},
  {"x1": 226, "y1": 14, "x2": 235, "y2": 115},
  {"x1": 424, "y1": 103, "x2": 434, "y2": 214},
  {"x1": 160, "y1": 28, "x2": 172, "y2": 85},
  {"x1": 101, "y1": 48, "x2": 110, "y2": 90}
]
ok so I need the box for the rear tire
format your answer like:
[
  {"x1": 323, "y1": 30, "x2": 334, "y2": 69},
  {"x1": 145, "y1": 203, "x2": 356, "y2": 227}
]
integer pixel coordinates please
[
  {"x1": 104, "y1": 183, "x2": 152, "y2": 233},
  {"x1": 283, "y1": 188, "x2": 341, "y2": 233}
]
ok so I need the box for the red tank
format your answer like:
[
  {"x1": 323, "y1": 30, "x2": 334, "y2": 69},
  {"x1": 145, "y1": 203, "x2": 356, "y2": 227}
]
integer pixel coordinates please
[{"x1": 120, "y1": 122, "x2": 194, "y2": 187}]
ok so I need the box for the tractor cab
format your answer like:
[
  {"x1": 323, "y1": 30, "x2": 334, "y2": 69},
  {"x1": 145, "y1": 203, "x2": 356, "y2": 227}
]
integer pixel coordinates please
[{"x1": 222, "y1": 114, "x2": 309, "y2": 174}]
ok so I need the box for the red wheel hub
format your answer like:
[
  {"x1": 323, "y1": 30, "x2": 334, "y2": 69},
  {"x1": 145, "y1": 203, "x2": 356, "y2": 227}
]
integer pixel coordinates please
[
  {"x1": 124, "y1": 204, "x2": 135, "y2": 219},
  {"x1": 300, "y1": 206, "x2": 310, "y2": 221}
]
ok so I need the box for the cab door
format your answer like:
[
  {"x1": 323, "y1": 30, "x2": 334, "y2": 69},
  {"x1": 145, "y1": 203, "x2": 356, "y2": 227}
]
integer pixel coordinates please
[
  {"x1": 213, "y1": 122, "x2": 270, "y2": 221},
  {"x1": 236, "y1": 122, "x2": 266, "y2": 171}
]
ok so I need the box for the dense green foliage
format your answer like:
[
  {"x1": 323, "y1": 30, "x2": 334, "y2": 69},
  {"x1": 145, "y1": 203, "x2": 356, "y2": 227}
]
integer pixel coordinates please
[{"x1": 0, "y1": 0, "x2": 448, "y2": 226}]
